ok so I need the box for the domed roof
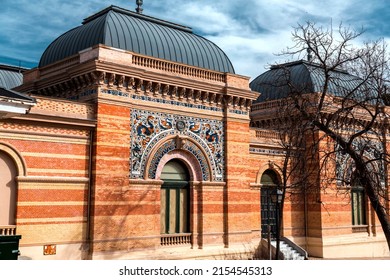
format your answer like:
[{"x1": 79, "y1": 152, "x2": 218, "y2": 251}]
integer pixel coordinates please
[
  {"x1": 250, "y1": 60, "x2": 363, "y2": 103},
  {"x1": 0, "y1": 64, "x2": 35, "y2": 106},
  {"x1": 39, "y1": 6, "x2": 235, "y2": 73},
  {"x1": 0, "y1": 64, "x2": 23, "y2": 90}
]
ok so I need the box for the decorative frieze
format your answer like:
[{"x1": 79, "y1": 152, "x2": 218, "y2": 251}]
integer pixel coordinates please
[
  {"x1": 249, "y1": 147, "x2": 286, "y2": 156},
  {"x1": 0, "y1": 122, "x2": 90, "y2": 138},
  {"x1": 31, "y1": 97, "x2": 95, "y2": 119},
  {"x1": 33, "y1": 67, "x2": 253, "y2": 116}
]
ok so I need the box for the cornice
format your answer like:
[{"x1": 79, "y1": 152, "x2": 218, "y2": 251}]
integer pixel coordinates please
[
  {"x1": 18, "y1": 46, "x2": 258, "y2": 116},
  {"x1": 13, "y1": 113, "x2": 96, "y2": 128}
]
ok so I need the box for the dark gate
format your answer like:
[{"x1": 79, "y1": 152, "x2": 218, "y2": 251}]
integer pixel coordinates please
[{"x1": 261, "y1": 186, "x2": 277, "y2": 239}]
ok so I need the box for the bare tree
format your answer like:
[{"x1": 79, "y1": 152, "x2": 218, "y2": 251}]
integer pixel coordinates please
[
  {"x1": 277, "y1": 21, "x2": 390, "y2": 252},
  {"x1": 274, "y1": 101, "x2": 336, "y2": 259},
  {"x1": 252, "y1": 95, "x2": 325, "y2": 259}
]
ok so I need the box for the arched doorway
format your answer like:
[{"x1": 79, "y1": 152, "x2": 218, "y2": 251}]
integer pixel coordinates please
[
  {"x1": 260, "y1": 169, "x2": 279, "y2": 238},
  {"x1": 0, "y1": 151, "x2": 17, "y2": 226},
  {"x1": 160, "y1": 160, "x2": 190, "y2": 234}
]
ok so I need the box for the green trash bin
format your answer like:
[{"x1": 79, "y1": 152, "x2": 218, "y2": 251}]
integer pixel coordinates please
[{"x1": 0, "y1": 235, "x2": 21, "y2": 260}]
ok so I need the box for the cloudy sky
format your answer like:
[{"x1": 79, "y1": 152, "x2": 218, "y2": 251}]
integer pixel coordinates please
[{"x1": 1, "y1": 0, "x2": 390, "y2": 80}]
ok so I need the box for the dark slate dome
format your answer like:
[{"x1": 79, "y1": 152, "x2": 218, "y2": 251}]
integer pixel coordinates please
[
  {"x1": 250, "y1": 60, "x2": 364, "y2": 103},
  {"x1": 39, "y1": 5, "x2": 235, "y2": 73}
]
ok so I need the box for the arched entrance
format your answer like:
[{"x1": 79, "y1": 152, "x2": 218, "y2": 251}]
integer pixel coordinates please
[
  {"x1": 260, "y1": 169, "x2": 279, "y2": 238},
  {"x1": 0, "y1": 151, "x2": 17, "y2": 226},
  {"x1": 160, "y1": 159, "x2": 190, "y2": 234}
]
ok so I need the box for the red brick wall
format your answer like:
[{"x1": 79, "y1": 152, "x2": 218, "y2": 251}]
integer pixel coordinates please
[
  {"x1": 224, "y1": 119, "x2": 254, "y2": 244},
  {"x1": 0, "y1": 120, "x2": 91, "y2": 251}
]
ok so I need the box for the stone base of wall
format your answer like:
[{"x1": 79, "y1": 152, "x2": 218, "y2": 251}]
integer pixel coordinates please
[
  {"x1": 90, "y1": 238, "x2": 262, "y2": 260},
  {"x1": 18, "y1": 237, "x2": 262, "y2": 260},
  {"x1": 19, "y1": 242, "x2": 88, "y2": 260},
  {"x1": 306, "y1": 234, "x2": 389, "y2": 259}
]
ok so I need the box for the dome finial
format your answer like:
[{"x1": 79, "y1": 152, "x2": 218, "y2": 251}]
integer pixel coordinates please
[
  {"x1": 307, "y1": 31, "x2": 313, "y2": 62},
  {"x1": 136, "y1": 0, "x2": 143, "y2": 14}
]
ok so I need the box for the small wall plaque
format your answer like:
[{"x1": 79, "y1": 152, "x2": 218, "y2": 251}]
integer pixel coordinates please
[{"x1": 43, "y1": 244, "x2": 56, "y2": 255}]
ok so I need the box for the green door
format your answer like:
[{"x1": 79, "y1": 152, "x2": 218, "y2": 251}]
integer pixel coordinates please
[{"x1": 160, "y1": 160, "x2": 190, "y2": 234}]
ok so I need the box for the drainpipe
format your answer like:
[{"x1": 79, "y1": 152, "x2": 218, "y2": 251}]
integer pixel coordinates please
[
  {"x1": 303, "y1": 141, "x2": 309, "y2": 252},
  {"x1": 85, "y1": 129, "x2": 94, "y2": 259},
  {"x1": 304, "y1": 184, "x2": 308, "y2": 252}
]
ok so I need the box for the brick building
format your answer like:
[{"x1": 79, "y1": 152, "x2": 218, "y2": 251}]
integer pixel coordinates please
[{"x1": 0, "y1": 5, "x2": 389, "y2": 259}]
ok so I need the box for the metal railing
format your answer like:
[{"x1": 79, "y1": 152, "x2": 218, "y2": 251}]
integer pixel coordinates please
[{"x1": 280, "y1": 237, "x2": 308, "y2": 260}]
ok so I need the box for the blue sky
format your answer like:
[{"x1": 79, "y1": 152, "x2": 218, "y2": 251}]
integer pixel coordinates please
[{"x1": 1, "y1": 0, "x2": 390, "y2": 80}]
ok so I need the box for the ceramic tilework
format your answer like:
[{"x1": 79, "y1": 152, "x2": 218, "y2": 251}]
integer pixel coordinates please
[
  {"x1": 249, "y1": 147, "x2": 286, "y2": 156},
  {"x1": 147, "y1": 139, "x2": 211, "y2": 181},
  {"x1": 229, "y1": 109, "x2": 248, "y2": 115},
  {"x1": 101, "y1": 89, "x2": 130, "y2": 98},
  {"x1": 130, "y1": 109, "x2": 224, "y2": 181},
  {"x1": 101, "y1": 89, "x2": 249, "y2": 115}
]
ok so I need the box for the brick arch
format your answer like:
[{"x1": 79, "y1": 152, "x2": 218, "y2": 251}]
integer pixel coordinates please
[
  {"x1": 0, "y1": 142, "x2": 25, "y2": 226},
  {"x1": 144, "y1": 135, "x2": 212, "y2": 181},
  {"x1": 255, "y1": 161, "x2": 282, "y2": 185},
  {"x1": 0, "y1": 142, "x2": 26, "y2": 176},
  {"x1": 154, "y1": 150, "x2": 203, "y2": 181}
]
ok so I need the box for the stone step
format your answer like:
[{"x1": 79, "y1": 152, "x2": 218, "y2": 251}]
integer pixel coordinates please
[{"x1": 271, "y1": 240, "x2": 306, "y2": 260}]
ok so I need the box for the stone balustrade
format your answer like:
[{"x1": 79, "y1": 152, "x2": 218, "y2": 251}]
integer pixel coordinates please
[
  {"x1": 0, "y1": 225, "x2": 16, "y2": 236},
  {"x1": 161, "y1": 233, "x2": 192, "y2": 246},
  {"x1": 132, "y1": 54, "x2": 225, "y2": 83}
]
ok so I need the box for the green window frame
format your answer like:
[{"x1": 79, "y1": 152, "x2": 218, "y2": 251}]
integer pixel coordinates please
[
  {"x1": 351, "y1": 187, "x2": 366, "y2": 225},
  {"x1": 351, "y1": 177, "x2": 366, "y2": 226}
]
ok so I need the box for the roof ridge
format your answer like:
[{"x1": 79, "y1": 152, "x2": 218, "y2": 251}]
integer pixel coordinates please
[
  {"x1": 83, "y1": 5, "x2": 192, "y2": 33},
  {"x1": 271, "y1": 59, "x2": 350, "y2": 74},
  {"x1": 0, "y1": 64, "x2": 28, "y2": 72}
]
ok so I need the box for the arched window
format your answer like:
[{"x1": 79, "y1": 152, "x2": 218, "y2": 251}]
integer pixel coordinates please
[
  {"x1": 0, "y1": 151, "x2": 17, "y2": 226},
  {"x1": 260, "y1": 169, "x2": 279, "y2": 238},
  {"x1": 160, "y1": 160, "x2": 190, "y2": 234},
  {"x1": 351, "y1": 176, "x2": 366, "y2": 225}
]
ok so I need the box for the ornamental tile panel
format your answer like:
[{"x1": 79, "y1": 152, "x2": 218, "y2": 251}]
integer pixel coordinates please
[{"x1": 130, "y1": 109, "x2": 224, "y2": 181}]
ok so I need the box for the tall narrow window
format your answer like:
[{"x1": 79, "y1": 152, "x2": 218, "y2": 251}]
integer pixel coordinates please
[
  {"x1": 351, "y1": 177, "x2": 366, "y2": 225},
  {"x1": 160, "y1": 160, "x2": 190, "y2": 234}
]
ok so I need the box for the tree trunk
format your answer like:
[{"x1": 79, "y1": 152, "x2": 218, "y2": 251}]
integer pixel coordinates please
[
  {"x1": 357, "y1": 162, "x2": 390, "y2": 253},
  {"x1": 351, "y1": 151, "x2": 390, "y2": 253},
  {"x1": 314, "y1": 120, "x2": 390, "y2": 253}
]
